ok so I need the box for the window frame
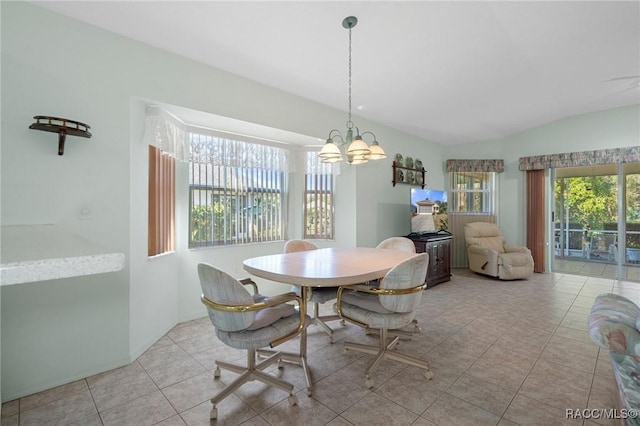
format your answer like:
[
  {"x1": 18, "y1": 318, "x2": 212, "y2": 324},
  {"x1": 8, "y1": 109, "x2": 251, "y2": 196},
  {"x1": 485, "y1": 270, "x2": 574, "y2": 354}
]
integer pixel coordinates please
[{"x1": 187, "y1": 130, "x2": 288, "y2": 248}]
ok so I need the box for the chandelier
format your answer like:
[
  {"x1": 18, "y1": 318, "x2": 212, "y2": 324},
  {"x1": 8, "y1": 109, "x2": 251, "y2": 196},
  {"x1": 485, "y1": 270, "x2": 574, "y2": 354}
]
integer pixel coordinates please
[{"x1": 319, "y1": 16, "x2": 386, "y2": 165}]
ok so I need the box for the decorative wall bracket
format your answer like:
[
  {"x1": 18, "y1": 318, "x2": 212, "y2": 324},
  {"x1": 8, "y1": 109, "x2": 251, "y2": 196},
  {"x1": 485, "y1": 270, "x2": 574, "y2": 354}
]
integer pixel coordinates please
[{"x1": 29, "y1": 116, "x2": 92, "y2": 155}]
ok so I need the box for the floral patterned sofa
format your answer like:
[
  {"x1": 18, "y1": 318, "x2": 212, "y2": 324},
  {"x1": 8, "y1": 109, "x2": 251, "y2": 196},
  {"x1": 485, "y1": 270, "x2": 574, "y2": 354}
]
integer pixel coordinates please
[{"x1": 588, "y1": 293, "x2": 640, "y2": 425}]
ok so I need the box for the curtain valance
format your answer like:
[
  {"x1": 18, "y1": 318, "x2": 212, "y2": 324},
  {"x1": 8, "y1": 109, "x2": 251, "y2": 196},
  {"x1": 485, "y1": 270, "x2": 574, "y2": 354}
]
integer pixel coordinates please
[
  {"x1": 446, "y1": 159, "x2": 504, "y2": 173},
  {"x1": 519, "y1": 146, "x2": 640, "y2": 171},
  {"x1": 143, "y1": 105, "x2": 188, "y2": 162},
  {"x1": 188, "y1": 126, "x2": 292, "y2": 172}
]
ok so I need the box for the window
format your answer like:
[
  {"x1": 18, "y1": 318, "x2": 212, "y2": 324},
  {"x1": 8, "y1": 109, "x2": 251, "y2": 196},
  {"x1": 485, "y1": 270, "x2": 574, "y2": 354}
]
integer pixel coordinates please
[
  {"x1": 188, "y1": 130, "x2": 289, "y2": 247},
  {"x1": 304, "y1": 151, "x2": 334, "y2": 239},
  {"x1": 446, "y1": 159, "x2": 503, "y2": 267},
  {"x1": 450, "y1": 171, "x2": 497, "y2": 213},
  {"x1": 148, "y1": 145, "x2": 176, "y2": 256}
]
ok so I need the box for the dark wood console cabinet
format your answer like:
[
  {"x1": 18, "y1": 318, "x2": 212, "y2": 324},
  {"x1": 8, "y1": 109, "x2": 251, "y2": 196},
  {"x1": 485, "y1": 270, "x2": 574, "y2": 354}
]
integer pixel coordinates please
[{"x1": 407, "y1": 235, "x2": 452, "y2": 288}]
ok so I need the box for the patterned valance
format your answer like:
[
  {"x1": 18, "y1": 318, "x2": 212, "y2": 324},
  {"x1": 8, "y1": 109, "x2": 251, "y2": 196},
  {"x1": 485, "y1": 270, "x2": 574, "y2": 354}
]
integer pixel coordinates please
[
  {"x1": 519, "y1": 146, "x2": 640, "y2": 171},
  {"x1": 446, "y1": 159, "x2": 504, "y2": 173}
]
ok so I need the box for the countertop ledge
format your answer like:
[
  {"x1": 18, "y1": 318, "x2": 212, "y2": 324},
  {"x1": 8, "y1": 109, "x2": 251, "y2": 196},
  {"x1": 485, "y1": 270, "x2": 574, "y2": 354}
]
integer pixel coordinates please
[{"x1": 1, "y1": 225, "x2": 125, "y2": 286}]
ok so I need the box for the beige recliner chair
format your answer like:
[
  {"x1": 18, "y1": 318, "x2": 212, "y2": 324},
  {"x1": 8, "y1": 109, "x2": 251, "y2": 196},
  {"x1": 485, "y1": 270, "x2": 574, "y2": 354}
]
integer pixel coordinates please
[{"x1": 464, "y1": 222, "x2": 534, "y2": 280}]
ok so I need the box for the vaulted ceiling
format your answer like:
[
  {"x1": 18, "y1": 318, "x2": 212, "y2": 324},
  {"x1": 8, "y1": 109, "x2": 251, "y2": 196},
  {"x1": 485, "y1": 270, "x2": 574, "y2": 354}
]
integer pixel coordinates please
[{"x1": 35, "y1": 1, "x2": 640, "y2": 145}]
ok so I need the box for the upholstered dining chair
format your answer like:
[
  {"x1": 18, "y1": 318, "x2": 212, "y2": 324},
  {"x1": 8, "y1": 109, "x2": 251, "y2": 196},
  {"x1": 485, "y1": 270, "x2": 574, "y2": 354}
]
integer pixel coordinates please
[
  {"x1": 335, "y1": 253, "x2": 433, "y2": 389},
  {"x1": 373, "y1": 237, "x2": 420, "y2": 335},
  {"x1": 286, "y1": 239, "x2": 344, "y2": 343},
  {"x1": 198, "y1": 263, "x2": 306, "y2": 420},
  {"x1": 376, "y1": 236, "x2": 417, "y2": 253},
  {"x1": 464, "y1": 222, "x2": 534, "y2": 280}
]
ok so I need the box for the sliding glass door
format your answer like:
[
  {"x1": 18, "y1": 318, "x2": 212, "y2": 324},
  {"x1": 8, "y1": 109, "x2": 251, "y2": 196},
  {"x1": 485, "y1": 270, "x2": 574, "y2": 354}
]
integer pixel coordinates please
[{"x1": 552, "y1": 163, "x2": 640, "y2": 281}]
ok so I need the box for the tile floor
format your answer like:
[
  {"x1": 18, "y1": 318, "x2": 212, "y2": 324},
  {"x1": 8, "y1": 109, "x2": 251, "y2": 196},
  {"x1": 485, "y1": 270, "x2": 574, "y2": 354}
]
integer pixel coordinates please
[
  {"x1": 3, "y1": 268, "x2": 638, "y2": 426},
  {"x1": 554, "y1": 257, "x2": 640, "y2": 282}
]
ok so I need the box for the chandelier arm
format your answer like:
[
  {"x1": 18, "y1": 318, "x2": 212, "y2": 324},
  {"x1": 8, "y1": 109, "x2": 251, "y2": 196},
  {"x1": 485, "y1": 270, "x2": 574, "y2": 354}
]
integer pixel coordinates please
[{"x1": 360, "y1": 131, "x2": 377, "y2": 140}]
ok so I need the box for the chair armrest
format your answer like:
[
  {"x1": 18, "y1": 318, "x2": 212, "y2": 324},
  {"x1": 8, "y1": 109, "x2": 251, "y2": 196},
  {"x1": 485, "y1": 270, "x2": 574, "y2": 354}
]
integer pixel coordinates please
[
  {"x1": 588, "y1": 310, "x2": 640, "y2": 356},
  {"x1": 262, "y1": 292, "x2": 300, "y2": 307},
  {"x1": 468, "y1": 245, "x2": 493, "y2": 256},
  {"x1": 334, "y1": 283, "x2": 425, "y2": 328},
  {"x1": 239, "y1": 278, "x2": 259, "y2": 295},
  {"x1": 201, "y1": 291, "x2": 301, "y2": 313},
  {"x1": 467, "y1": 246, "x2": 498, "y2": 272},
  {"x1": 340, "y1": 283, "x2": 426, "y2": 296},
  {"x1": 504, "y1": 245, "x2": 531, "y2": 254},
  {"x1": 201, "y1": 291, "x2": 305, "y2": 347}
]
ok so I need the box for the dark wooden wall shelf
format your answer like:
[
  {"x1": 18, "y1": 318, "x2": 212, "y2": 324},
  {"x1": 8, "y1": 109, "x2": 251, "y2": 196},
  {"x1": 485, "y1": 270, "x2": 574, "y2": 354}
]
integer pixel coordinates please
[
  {"x1": 29, "y1": 116, "x2": 92, "y2": 155},
  {"x1": 392, "y1": 161, "x2": 425, "y2": 188}
]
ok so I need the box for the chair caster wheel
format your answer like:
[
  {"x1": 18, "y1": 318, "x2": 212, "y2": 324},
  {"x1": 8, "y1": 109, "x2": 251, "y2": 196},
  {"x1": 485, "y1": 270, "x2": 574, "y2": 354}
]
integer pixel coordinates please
[
  {"x1": 288, "y1": 395, "x2": 298, "y2": 406},
  {"x1": 214, "y1": 367, "x2": 221, "y2": 378},
  {"x1": 340, "y1": 319, "x2": 346, "y2": 326},
  {"x1": 424, "y1": 370, "x2": 434, "y2": 380},
  {"x1": 210, "y1": 406, "x2": 218, "y2": 419},
  {"x1": 278, "y1": 360, "x2": 285, "y2": 369},
  {"x1": 365, "y1": 377, "x2": 375, "y2": 389}
]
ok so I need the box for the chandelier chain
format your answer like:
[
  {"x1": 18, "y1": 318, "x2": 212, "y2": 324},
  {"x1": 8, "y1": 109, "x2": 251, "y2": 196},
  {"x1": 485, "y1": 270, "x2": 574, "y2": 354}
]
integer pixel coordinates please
[{"x1": 347, "y1": 26, "x2": 353, "y2": 129}]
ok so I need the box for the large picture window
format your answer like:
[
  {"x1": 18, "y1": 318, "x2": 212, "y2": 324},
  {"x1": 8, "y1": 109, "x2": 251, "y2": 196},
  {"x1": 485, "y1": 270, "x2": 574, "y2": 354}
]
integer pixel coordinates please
[{"x1": 188, "y1": 130, "x2": 289, "y2": 247}]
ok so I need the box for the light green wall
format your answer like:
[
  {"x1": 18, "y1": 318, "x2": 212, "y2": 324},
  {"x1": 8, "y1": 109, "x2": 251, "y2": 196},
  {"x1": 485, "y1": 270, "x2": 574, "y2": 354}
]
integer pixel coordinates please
[
  {"x1": 444, "y1": 105, "x2": 640, "y2": 245},
  {"x1": 3, "y1": 0, "x2": 636, "y2": 402},
  {"x1": 0, "y1": 2, "x2": 437, "y2": 401}
]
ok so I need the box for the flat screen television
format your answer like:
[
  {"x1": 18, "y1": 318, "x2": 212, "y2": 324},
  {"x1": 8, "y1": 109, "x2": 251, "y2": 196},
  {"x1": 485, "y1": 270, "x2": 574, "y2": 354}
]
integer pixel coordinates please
[{"x1": 410, "y1": 188, "x2": 448, "y2": 232}]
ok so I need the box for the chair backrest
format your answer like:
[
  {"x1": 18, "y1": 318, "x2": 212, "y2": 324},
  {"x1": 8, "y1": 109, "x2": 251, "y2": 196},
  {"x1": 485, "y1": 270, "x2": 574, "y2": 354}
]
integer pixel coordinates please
[
  {"x1": 464, "y1": 222, "x2": 506, "y2": 253},
  {"x1": 284, "y1": 239, "x2": 318, "y2": 253},
  {"x1": 198, "y1": 263, "x2": 256, "y2": 332},
  {"x1": 376, "y1": 237, "x2": 416, "y2": 253},
  {"x1": 378, "y1": 253, "x2": 428, "y2": 313}
]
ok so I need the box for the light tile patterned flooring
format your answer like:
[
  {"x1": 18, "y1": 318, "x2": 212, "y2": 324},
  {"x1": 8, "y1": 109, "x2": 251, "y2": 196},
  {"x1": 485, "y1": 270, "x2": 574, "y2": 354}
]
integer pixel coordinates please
[
  {"x1": 554, "y1": 257, "x2": 640, "y2": 282},
  {"x1": 4, "y1": 268, "x2": 639, "y2": 426}
]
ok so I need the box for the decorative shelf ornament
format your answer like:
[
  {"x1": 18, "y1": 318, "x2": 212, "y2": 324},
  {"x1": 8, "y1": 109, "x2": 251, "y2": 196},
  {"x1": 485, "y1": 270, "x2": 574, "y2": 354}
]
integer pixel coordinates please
[
  {"x1": 392, "y1": 160, "x2": 426, "y2": 188},
  {"x1": 29, "y1": 116, "x2": 92, "y2": 155}
]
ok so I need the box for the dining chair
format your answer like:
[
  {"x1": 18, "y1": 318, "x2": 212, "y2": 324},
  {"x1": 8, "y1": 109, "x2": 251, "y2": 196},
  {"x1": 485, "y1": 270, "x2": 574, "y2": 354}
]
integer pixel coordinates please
[
  {"x1": 335, "y1": 253, "x2": 433, "y2": 388},
  {"x1": 198, "y1": 263, "x2": 306, "y2": 420},
  {"x1": 286, "y1": 239, "x2": 344, "y2": 343},
  {"x1": 373, "y1": 237, "x2": 420, "y2": 335},
  {"x1": 376, "y1": 236, "x2": 417, "y2": 252}
]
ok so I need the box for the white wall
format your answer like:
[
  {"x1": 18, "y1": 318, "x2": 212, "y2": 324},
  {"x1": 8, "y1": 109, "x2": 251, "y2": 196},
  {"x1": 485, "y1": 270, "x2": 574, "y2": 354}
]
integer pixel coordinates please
[
  {"x1": 444, "y1": 105, "x2": 640, "y2": 246},
  {"x1": 1, "y1": 2, "x2": 437, "y2": 400}
]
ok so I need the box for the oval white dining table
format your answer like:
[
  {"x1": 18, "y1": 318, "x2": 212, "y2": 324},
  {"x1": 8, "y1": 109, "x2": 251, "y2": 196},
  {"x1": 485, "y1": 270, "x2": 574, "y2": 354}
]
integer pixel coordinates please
[{"x1": 243, "y1": 247, "x2": 417, "y2": 395}]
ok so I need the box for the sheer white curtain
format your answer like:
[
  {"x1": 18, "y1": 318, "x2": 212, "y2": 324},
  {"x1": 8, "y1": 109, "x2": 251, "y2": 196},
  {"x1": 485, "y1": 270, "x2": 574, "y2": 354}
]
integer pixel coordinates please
[
  {"x1": 143, "y1": 105, "x2": 188, "y2": 161},
  {"x1": 189, "y1": 127, "x2": 291, "y2": 172},
  {"x1": 303, "y1": 146, "x2": 340, "y2": 176}
]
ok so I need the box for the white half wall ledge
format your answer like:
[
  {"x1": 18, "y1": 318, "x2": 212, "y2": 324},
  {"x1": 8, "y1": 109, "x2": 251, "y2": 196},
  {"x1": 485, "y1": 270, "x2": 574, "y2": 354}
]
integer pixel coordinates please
[{"x1": 0, "y1": 225, "x2": 125, "y2": 286}]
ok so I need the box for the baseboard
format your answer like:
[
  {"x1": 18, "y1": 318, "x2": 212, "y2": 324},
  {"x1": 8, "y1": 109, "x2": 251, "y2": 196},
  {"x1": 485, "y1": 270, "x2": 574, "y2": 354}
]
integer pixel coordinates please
[{"x1": 2, "y1": 355, "x2": 131, "y2": 403}]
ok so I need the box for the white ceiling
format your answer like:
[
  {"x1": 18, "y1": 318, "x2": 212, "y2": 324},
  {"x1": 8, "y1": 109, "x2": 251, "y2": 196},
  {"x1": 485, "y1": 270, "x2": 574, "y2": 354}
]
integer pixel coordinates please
[{"x1": 34, "y1": 1, "x2": 640, "y2": 146}]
